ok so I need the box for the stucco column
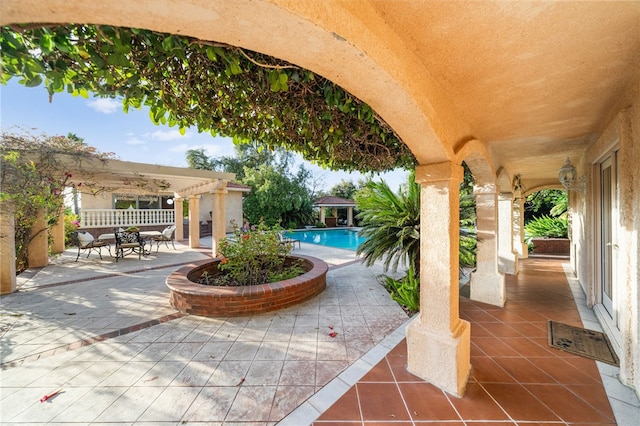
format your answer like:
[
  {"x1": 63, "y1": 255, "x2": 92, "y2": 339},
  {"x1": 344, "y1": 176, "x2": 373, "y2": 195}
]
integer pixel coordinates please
[
  {"x1": 1, "y1": 201, "x2": 17, "y2": 295},
  {"x1": 188, "y1": 196, "x2": 201, "y2": 248},
  {"x1": 320, "y1": 207, "x2": 326, "y2": 224},
  {"x1": 50, "y1": 209, "x2": 65, "y2": 254},
  {"x1": 470, "y1": 189, "x2": 505, "y2": 306},
  {"x1": 406, "y1": 162, "x2": 471, "y2": 397},
  {"x1": 514, "y1": 197, "x2": 528, "y2": 258},
  {"x1": 497, "y1": 192, "x2": 518, "y2": 274},
  {"x1": 27, "y1": 208, "x2": 49, "y2": 268},
  {"x1": 174, "y1": 198, "x2": 184, "y2": 241},
  {"x1": 211, "y1": 188, "x2": 227, "y2": 256},
  {"x1": 347, "y1": 206, "x2": 353, "y2": 226}
]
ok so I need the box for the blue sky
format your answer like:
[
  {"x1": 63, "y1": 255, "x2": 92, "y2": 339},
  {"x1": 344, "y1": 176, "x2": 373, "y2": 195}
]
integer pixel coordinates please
[{"x1": 1, "y1": 79, "x2": 408, "y2": 192}]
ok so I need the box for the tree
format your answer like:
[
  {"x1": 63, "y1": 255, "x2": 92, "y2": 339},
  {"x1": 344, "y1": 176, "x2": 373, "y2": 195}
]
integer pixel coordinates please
[
  {"x1": 186, "y1": 149, "x2": 216, "y2": 170},
  {"x1": 1, "y1": 130, "x2": 114, "y2": 271},
  {"x1": 329, "y1": 179, "x2": 359, "y2": 200},
  {"x1": 525, "y1": 189, "x2": 567, "y2": 221},
  {"x1": 1, "y1": 24, "x2": 416, "y2": 172},
  {"x1": 242, "y1": 164, "x2": 314, "y2": 228},
  {"x1": 187, "y1": 142, "x2": 314, "y2": 228}
]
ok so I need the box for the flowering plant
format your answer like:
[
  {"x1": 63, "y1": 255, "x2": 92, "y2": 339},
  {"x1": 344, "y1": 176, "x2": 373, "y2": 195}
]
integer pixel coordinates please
[
  {"x1": 215, "y1": 220, "x2": 303, "y2": 286},
  {"x1": 63, "y1": 210, "x2": 80, "y2": 245}
]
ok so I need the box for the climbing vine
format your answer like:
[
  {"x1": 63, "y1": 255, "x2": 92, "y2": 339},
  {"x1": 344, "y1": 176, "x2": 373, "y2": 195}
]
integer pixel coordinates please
[
  {"x1": 1, "y1": 24, "x2": 416, "y2": 172},
  {"x1": 0, "y1": 131, "x2": 115, "y2": 271}
]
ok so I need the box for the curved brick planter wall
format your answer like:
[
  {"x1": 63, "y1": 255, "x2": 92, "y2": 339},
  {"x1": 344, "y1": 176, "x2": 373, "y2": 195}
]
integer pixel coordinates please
[
  {"x1": 531, "y1": 237, "x2": 570, "y2": 255},
  {"x1": 166, "y1": 255, "x2": 328, "y2": 316}
]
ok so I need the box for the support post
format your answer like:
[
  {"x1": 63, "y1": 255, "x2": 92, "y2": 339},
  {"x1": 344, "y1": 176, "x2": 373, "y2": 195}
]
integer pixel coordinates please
[
  {"x1": 406, "y1": 162, "x2": 471, "y2": 397},
  {"x1": 347, "y1": 206, "x2": 353, "y2": 226},
  {"x1": 470, "y1": 189, "x2": 505, "y2": 306},
  {"x1": 188, "y1": 196, "x2": 201, "y2": 248},
  {"x1": 210, "y1": 187, "x2": 228, "y2": 257},
  {"x1": 50, "y1": 209, "x2": 65, "y2": 254},
  {"x1": 514, "y1": 197, "x2": 528, "y2": 258},
  {"x1": 498, "y1": 192, "x2": 518, "y2": 274},
  {"x1": 27, "y1": 208, "x2": 48, "y2": 268},
  {"x1": 1, "y1": 201, "x2": 17, "y2": 294},
  {"x1": 174, "y1": 198, "x2": 184, "y2": 241}
]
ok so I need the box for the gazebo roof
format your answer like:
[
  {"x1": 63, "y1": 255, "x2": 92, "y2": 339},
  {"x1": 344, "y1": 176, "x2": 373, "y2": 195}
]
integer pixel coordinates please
[{"x1": 313, "y1": 196, "x2": 356, "y2": 207}]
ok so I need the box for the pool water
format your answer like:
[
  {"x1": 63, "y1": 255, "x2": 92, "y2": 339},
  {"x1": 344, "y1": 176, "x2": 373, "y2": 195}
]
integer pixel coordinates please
[{"x1": 284, "y1": 228, "x2": 367, "y2": 251}]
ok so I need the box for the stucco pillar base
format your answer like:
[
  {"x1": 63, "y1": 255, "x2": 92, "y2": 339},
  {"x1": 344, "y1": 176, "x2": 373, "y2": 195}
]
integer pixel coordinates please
[
  {"x1": 499, "y1": 253, "x2": 518, "y2": 275},
  {"x1": 406, "y1": 316, "x2": 471, "y2": 397},
  {"x1": 470, "y1": 271, "x2": 506, "y2": 306},
  {"x1": 520, "y1": 243, "x2": 529, "y2": 259}
]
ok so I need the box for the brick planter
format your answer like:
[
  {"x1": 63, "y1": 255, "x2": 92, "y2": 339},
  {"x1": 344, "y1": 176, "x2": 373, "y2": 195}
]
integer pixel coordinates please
[
  {"x1": 166, "y1": 255, "x2": 328, "y2": 317},
  {"x1": 531, "y1": 237, "x2": 570, "y2": 255}
]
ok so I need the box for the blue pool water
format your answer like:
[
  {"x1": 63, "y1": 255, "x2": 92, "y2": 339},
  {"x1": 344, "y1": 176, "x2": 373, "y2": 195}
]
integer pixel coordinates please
[{"x1": 284, "y1": 228, "x2": 367, "y2": 251}]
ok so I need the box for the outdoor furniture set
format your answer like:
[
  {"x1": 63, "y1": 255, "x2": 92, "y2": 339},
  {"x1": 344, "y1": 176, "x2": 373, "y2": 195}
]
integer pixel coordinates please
[{"x1": 72, "y1": 225, "x2": 176, "y2": 262}]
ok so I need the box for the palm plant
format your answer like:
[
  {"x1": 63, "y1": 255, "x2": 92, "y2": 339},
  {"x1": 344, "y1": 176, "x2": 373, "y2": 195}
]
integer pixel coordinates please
[{"x1": 355, "y1": 171, "x2": 421, "y2": 275}]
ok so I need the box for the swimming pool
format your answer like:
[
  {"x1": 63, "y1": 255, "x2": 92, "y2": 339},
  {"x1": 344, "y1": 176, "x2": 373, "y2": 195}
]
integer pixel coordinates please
[{"x1": 284, "y1": 228, "x2": 367, "y2": 251}]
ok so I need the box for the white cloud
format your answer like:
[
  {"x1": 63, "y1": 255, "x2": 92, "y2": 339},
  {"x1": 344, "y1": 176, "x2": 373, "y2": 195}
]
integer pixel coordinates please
[
  {"x1": 125, "y1": 134, "x2": 146, "y2": 146},
  {"x1": 145, "y1": 129, "x2": 190, "y2": 141},
  {"x1": 86, "y1": 98, "x2": 120, "y2": 114}
]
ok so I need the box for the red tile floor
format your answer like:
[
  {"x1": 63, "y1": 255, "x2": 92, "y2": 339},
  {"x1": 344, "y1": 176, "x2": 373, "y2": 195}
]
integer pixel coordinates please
[{"x1": 315, "y1": 258, "x2": 616, "y2": 425}]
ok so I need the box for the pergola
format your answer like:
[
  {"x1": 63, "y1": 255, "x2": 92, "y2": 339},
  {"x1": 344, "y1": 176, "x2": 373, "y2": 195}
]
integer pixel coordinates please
[{"x1": 0, "y1": 155, "x2": 244, "y2": 294}]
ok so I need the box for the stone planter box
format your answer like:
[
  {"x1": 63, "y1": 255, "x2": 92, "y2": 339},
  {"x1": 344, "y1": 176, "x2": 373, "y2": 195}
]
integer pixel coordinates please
[
  {"x1": 531, "y1": 237, "x2": 570, "y2": 255},
  {"x1": 166, "y1": 255, "x2": 328, "y2": 317}
]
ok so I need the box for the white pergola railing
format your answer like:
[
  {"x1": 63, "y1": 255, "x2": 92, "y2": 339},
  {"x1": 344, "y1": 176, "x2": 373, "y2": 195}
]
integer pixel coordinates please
[{"x1": 80, "y1": 209, "x2": 175, "y2": 228}]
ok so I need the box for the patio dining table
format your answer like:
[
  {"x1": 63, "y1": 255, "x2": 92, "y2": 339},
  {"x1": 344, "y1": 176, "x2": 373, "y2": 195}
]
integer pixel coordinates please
[
  {"x1": 97, "y1": 231, "x2": 163, "y2": 259},
  {"x1": 97, "y1": 230, "x2": 162, "y2": 241}
]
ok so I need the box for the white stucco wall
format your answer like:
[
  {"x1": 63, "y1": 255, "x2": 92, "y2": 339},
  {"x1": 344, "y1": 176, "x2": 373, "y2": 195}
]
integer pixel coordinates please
[
  {"x1": 578, "y1": 79, "x2": 640, "y2": 396},
  {"x1": 80, "y1": 190, "x2": 244, "y2": 233},
  {"x1": 200, "y1": 191, "x2": 245, "y2": 233}
]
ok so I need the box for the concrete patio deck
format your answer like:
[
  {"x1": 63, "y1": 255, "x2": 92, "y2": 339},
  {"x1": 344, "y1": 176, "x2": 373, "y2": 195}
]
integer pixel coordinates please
[{"x1": 1, "y1": 239, "x2": 638, "y2": 425}]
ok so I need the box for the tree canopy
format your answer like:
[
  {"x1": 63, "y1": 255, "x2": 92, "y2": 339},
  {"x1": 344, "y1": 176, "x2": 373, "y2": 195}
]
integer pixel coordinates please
[
  {"x1": 1, "y1": 24, "x2": 416, "y2": 172},
  {"x1": 187, "y1": 145, "x2": 315, "y2": 228}
]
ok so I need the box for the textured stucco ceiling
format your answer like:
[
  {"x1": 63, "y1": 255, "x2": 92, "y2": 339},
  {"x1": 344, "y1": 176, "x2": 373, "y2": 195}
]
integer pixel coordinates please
[{"x1": 367, "y1": 1, "x2": 640, "y2": 183}]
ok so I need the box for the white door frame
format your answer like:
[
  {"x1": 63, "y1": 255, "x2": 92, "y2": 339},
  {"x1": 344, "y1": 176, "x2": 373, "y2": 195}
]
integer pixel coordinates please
[{"x1": 593, "y1": 150, "x2": 622, "y2": 351}]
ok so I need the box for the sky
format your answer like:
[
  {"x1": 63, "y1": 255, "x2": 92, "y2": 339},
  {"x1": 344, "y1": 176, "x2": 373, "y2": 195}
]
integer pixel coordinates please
[{"x1": 1, "y1": 79, "x2": 408, "y2": 193}]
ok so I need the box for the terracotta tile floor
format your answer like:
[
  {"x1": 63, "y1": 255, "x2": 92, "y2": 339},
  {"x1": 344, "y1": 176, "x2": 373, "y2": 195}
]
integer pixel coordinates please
[{"x1": 314, "y1": 258, "x2": 617, "y2": 425}]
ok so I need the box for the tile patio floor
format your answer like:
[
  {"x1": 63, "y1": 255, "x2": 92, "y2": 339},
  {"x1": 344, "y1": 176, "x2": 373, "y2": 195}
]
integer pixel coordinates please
[{"x1": 1, "y1": 239, "x2": 639, "y2": 425}]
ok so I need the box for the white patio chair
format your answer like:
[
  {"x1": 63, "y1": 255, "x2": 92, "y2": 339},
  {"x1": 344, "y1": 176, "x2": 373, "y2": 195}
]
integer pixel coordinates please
[{"x1": 151, "y1": 225, "x2": 177, "y2": 252}]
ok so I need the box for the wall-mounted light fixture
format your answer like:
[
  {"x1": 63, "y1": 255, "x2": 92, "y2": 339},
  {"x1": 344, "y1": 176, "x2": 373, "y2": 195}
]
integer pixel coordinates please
[
  {"x1": 512, "y1": 174, "x2": 525, "y2": 199},
  {"x1": 558, "y1": 157, "x2": 585, "y2": 192}
]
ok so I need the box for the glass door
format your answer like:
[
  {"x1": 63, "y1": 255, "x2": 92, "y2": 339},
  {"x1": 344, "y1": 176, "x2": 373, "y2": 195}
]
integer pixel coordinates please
[{"x1": 599, "y1": 154, "x2": 618, "y2": 325}]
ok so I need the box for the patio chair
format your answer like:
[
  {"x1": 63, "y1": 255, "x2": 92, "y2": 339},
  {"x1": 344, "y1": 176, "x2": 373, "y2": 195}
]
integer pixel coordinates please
[
  {"x1": 114, "y1": 229, "x2": 146, "y2": 261},
  {"x1": 278, "y1": 232, "x2": 301, "y2": 250},
  {"x1": 151, "y1": 224, "x2": 176, "y2": 252},
  {"x1": 72, "y1": 230, "x2": 110, "y2": 261}
]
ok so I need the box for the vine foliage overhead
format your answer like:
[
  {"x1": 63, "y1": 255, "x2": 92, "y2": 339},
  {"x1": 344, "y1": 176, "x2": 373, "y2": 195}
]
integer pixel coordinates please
[{"x1": 1, "y1": 24, "x2": 416, "y2": 172}]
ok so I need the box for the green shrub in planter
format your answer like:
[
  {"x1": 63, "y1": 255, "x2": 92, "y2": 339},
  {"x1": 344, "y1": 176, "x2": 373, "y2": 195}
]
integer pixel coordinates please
[{"x1": 524, "y1": 215, "x2": 568, "y2": 245}]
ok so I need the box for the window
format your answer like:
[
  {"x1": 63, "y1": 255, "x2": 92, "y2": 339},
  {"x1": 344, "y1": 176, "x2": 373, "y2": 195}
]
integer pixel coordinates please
[{"x1": 113, "y1": 194, "x2": 174, "y2": 209}]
